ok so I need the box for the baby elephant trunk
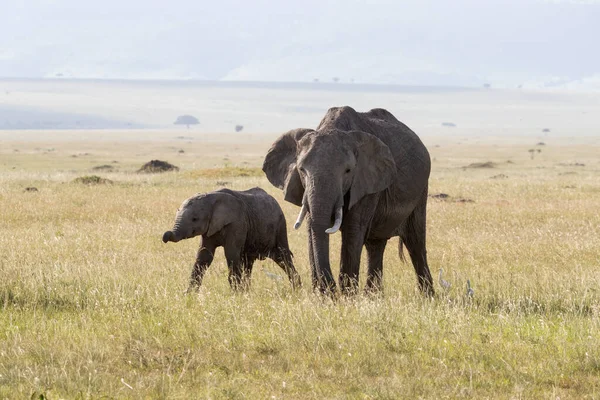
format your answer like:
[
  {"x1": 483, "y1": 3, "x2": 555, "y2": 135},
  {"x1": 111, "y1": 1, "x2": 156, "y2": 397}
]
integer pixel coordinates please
[{"x1": 162, "y1": 231, "x2": 178, "y2": 243}]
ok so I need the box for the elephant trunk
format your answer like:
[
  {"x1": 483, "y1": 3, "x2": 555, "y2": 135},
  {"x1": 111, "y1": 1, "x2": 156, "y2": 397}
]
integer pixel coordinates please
[
  {"x1": 306, "y1": 185, "x2": 343, "y2": 292},
  {"x1": 162, "y1": 230, "x2": 180, "y2": 243},
  {"x1": 310, "y1": 218, "x2": 335, "y2": 292}
]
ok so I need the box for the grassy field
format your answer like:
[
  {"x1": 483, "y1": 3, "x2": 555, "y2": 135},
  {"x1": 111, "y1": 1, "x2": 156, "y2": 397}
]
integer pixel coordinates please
[{"x1": 1, "y1": 129, "x2": 599, "y2": 399}]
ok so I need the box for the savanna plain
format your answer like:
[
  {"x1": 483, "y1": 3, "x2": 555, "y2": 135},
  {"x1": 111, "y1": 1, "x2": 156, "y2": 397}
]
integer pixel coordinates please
[{"x1": 1, "y1": 84, "x2": 600, "y2": 399}]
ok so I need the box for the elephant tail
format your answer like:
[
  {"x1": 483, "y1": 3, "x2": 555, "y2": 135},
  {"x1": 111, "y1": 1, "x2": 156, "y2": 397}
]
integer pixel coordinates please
[{"x1": 398, "y1": 238, "x2": 407, "y2": 263}]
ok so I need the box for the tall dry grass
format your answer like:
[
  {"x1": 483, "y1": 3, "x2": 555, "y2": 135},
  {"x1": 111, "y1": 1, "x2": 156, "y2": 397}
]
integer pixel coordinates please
[{"x1": 1, "y1": 136, "x2": 599, "y2": 398}]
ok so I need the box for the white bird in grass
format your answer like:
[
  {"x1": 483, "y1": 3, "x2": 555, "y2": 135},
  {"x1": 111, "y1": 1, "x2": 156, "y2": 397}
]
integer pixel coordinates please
[
  {"x1": 438, "y1": 268, "x2": 451, "y2": 290},
  {"x1": 466, "y1": 279, "x2": 475, "y2": 298},
  {"x1": 263, "y1": 270, "x2": 283, "y2": 281}
]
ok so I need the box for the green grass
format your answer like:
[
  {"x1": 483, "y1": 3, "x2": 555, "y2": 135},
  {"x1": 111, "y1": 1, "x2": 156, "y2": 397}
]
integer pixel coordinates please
[
  {"x1": 1, "y1": 136, "x2": 600, "y2": 399},
  {"x1": 183, "y1": 166, "x2": 264, "y2": 179}
]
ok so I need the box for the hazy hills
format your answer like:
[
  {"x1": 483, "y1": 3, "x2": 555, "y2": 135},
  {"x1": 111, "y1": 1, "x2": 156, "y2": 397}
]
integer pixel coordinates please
[
  {"x1": 2, "y1": 78, "x2": 599, "y2": 134},
  {"x1": 1, "y1": 0, "x2": 599, "y2": 89}
]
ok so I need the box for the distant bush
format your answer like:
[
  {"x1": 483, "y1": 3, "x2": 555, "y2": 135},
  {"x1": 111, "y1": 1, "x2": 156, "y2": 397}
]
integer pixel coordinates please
[
  {"x1": 174, "y1": 115, "x2": 199, "y2": 129},
  {"x1": 235, "y1": 125, "x2": 244, "y2": 132},
  {"x1": 72, "y1": 175, "x2": 113, "y2": 185}
]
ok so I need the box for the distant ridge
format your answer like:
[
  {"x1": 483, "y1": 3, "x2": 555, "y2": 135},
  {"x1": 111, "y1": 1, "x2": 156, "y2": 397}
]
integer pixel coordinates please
[{"x1": 0, "y1": 77, "x2": 476, "y2": 94}]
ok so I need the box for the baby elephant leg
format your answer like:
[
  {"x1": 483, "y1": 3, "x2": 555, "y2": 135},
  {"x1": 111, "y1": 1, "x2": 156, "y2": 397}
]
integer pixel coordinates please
[
  {"x1": 227, "y1": 259, "x2": 246, "y2": 291},
  {"x1": 272, "y1": 247, "x2": 302, "y2": 289},
  {"x1": 242, "y1": 255, "x2": 255, "y2": 286},
  {"x1": 225, "y1": 245, "x2": 247, "y2": 291},
  {"x1": 187, "y1": 242, "x2": 216, "y2": 293}
]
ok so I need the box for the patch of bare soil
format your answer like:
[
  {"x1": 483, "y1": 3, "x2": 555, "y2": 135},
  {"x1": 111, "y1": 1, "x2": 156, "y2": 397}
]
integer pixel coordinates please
[
  {"x1": 91, "y1": 165, "x2": 115, "y2": 171},
  {"x1": 429, "y1": 193, "x2": 475, "y2": 203},
  {"x1": 464, "y1": 161, "x2": 497, "y2": 169},
  {"x1": 558, "y1": 163, "x2": 585, "y2": 167},
  {"x1": 138, "y1": 160, "x2": 179, "y2": 173},
  {"x1": 429, "y1": 193, "x2": 450, "y2": 199}
]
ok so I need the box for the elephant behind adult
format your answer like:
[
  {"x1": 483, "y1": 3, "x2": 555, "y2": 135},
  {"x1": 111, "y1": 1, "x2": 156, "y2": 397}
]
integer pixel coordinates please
[
  {"x1": 262, "y1": 106, "x2": 434, "y2": 295},
  {"x1": 162, "y1": 187, "x2": 301, "y2": 291}
]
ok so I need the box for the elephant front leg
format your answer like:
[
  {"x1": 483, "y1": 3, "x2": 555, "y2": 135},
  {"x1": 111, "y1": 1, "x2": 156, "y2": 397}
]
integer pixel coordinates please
[
  {"x1": 339, "y1": 198, "x2": 378, "y2": 295},
  {"x1": 339, "y1": 226, "x2": 366, "y2": 295},
  {"x1": 187, "y1": 243, "x2": 216, "y2": 293},
  {"x1": 365, "y1": 239, "x2": 387, "y2": 293}
]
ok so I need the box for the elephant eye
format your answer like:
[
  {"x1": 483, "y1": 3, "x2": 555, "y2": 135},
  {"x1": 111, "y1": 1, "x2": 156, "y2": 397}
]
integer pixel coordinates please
[
  {"x1": 192, "y1": 217, "x2": 199, "y2": 222},
  {"x1": 345, "y1": 168, "x2": 351, "y2": 174}
]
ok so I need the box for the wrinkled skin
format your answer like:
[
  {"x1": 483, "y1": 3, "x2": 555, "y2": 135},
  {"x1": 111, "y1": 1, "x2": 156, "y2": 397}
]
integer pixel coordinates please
[
  {"x1": 163, "y1": 187, "x2": 301, "y2": 292},
  {"x1": 263, "y1": 107, "x2": 433, "y2": 296}
]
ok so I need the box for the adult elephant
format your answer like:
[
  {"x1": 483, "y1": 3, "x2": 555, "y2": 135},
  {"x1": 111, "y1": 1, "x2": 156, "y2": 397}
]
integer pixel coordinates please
[{"x1": 262, "y1": 106, "x2": 434, "y2": 295}]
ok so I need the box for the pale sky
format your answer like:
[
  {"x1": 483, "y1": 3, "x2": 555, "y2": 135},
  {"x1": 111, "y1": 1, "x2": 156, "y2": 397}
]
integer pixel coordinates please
[{"x1": 1, "y1": 0, "x2": 599, "y2": 87}]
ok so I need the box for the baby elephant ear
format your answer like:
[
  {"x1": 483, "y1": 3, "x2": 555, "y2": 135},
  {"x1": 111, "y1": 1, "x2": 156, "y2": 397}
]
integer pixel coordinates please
[
  {"x1": 206, "y1": 193, "x2": 240, "y2": 237},
  {"x1": 347, "y1": 130, "x2": 396, "y2": 209},
  {"x1": 262, "y1": 128, "x2": 313, "y2": 206}
]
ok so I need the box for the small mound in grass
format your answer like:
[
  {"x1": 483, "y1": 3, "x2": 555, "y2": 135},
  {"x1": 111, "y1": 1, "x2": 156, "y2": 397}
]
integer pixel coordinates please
[
  {"x1": 464, "y1": 161, "x2": 497, "y2": 169},
  {"x1": 138, "y1": 160, "x2": 179, "y2": 173},
  {"x1": 72, "y1": 175, "x2": 113, "y2": 185}
]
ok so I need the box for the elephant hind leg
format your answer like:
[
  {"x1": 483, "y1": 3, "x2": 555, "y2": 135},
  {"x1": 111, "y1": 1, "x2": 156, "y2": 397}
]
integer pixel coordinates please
[
  {"x1": 242, "y1": 255, "x2": 255, "y2": 285},
  {"x1": 273, "y1": 222, "x2": 302, "y2": 288},
  {"x1": 271, "y1": 247, "x2": 302, "y2": 289},
  {"x1": 400, "y1": 192, "x2": 434, "y2": 296}
]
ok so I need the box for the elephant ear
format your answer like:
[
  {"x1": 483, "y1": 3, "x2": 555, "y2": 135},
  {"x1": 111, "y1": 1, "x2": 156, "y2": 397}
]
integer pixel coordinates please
[
  {"x1": 347, "y1": 131, "x2": 397, "y2": 209},
  {"x1": 262, "y1": 128, "x2": 313, "y2": 206},
  {"x1": 206, "y1": 193, "x2": 241, "y2": 237}
]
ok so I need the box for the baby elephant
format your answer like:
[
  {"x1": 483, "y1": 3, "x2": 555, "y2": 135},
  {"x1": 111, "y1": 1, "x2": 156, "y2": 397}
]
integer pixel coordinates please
[{"x1": 163, "y1": 187, "x2": 301, "y2": 291}]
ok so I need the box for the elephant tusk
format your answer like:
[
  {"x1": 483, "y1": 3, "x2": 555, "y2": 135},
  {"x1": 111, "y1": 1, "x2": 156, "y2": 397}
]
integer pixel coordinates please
[
  {"x1": 294, "y1": 202, "x2": 308, "y2": 230},
  {"x1": 325, "y1": 207, "x2": 343, "y2": 234}
]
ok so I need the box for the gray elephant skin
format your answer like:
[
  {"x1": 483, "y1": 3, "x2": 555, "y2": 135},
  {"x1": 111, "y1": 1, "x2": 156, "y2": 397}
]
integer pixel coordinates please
[
  {"x1": 262, "y1": 106, "x2": 433, "y2": 295},
  {"x1": 162, "y1": 187, "x2": 301, "y2": 291}
]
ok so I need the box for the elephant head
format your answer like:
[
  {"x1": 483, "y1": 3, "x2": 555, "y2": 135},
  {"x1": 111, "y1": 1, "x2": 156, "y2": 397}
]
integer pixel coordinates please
[
  {"x1": 262, "y1": 128, "x2": 396, "y2": 289},
  {"x1": 163, "y1": 192, "x2": 240, "y2": 243}
]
